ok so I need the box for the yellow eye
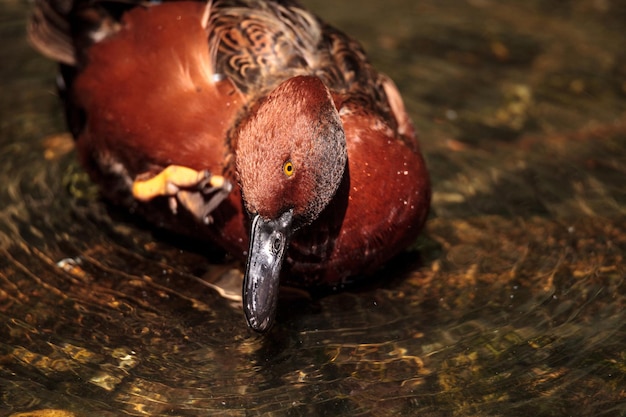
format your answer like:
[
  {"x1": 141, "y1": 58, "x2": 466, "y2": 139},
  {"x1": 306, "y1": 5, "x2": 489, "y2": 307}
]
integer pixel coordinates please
[{"x1": 283, "y1": 161, "x2": 294, "y2": 177}]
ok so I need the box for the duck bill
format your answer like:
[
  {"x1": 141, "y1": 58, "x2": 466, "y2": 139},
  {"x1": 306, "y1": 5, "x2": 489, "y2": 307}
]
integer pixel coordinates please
[{"x1": 243, "y1": 210, "x2": 293, "y2": 332}]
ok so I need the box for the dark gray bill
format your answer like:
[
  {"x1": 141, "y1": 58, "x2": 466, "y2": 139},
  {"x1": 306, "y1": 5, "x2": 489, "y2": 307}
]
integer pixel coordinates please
[{"x1": 243, "y1": 210, "x2": 293, "y2": 332}]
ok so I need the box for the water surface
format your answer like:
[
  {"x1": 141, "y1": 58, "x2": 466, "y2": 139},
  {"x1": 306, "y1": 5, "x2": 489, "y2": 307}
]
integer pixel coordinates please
[{"x1": 1, "y1": 0, "x2": 625, "y2": 416}]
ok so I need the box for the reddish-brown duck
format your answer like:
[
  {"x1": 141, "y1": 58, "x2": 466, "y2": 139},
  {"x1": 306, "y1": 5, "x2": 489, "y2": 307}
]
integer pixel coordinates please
[{"x1": 28, "y1": 0, "x2": 431, "y2": 331}]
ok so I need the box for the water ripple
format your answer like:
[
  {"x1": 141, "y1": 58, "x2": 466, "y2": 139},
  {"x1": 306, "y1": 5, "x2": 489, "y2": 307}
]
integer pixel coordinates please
[{"x1": 2, "y1": 0, "x2": 626, "y2": 416}]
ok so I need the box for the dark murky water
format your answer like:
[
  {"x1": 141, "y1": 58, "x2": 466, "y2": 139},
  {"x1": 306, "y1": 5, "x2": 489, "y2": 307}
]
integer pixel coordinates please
[{"x1": 1, "y1": 0, "x2": 625, "y2": 416}]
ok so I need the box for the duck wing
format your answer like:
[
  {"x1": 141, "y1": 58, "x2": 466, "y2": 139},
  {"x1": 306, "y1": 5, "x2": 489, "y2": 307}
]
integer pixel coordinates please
[{"x1": 206, "y1": 0, "x2": 322, "y2": 97}]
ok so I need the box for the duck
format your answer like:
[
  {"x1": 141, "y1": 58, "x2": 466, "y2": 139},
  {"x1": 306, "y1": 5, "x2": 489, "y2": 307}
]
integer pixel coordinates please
[{"x1": 28, "y1": 0, "x2": 431, "y2": 332}]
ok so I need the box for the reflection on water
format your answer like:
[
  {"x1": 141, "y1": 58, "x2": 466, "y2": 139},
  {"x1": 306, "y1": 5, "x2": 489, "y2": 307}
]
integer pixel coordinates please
[{"x1": 1, "y1": 0, "x2": 625, "y2": 416}]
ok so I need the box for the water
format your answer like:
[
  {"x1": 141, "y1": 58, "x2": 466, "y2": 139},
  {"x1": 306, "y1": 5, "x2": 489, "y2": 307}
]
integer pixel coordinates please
[{"x1": 1, "y1": 0, "x2": 625, "y2": 416}]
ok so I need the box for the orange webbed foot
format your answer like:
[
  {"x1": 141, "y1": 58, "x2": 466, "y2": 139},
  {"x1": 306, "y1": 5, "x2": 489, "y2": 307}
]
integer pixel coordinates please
[{"x1": 132, "y1": 165, "x2": 232, "y2": 225}]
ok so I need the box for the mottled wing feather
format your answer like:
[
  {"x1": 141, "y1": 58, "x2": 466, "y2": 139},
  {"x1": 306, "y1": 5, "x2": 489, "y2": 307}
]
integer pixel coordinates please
[
  {"x1": 207, "y1": 1, "x2": 401, "y2": 134},
  {"x1": 207, "y1": 0, "x2": 321, "y2": 97},
  {"x1": 317, "y1": 25, "x2": 406, "y2": 139}
]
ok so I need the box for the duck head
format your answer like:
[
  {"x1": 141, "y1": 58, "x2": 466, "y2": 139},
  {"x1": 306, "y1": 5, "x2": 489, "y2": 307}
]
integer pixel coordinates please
[{"x1": 235, "y1": 76, "x2": 347, "y2": 332}]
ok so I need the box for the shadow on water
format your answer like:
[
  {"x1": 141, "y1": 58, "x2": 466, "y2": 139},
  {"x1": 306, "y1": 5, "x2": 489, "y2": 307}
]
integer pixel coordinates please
[{"x1": 1, "y1": 0, "x2": 626, "y2": 416}]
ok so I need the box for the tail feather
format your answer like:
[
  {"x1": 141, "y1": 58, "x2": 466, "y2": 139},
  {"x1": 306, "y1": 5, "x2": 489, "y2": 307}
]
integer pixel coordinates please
[
  {"x1": 27, "y1": 0, "x2": 154, "y2": 66},
  {"x1": 28, "y1": 0, "x2": 75, "y2": 65}
]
